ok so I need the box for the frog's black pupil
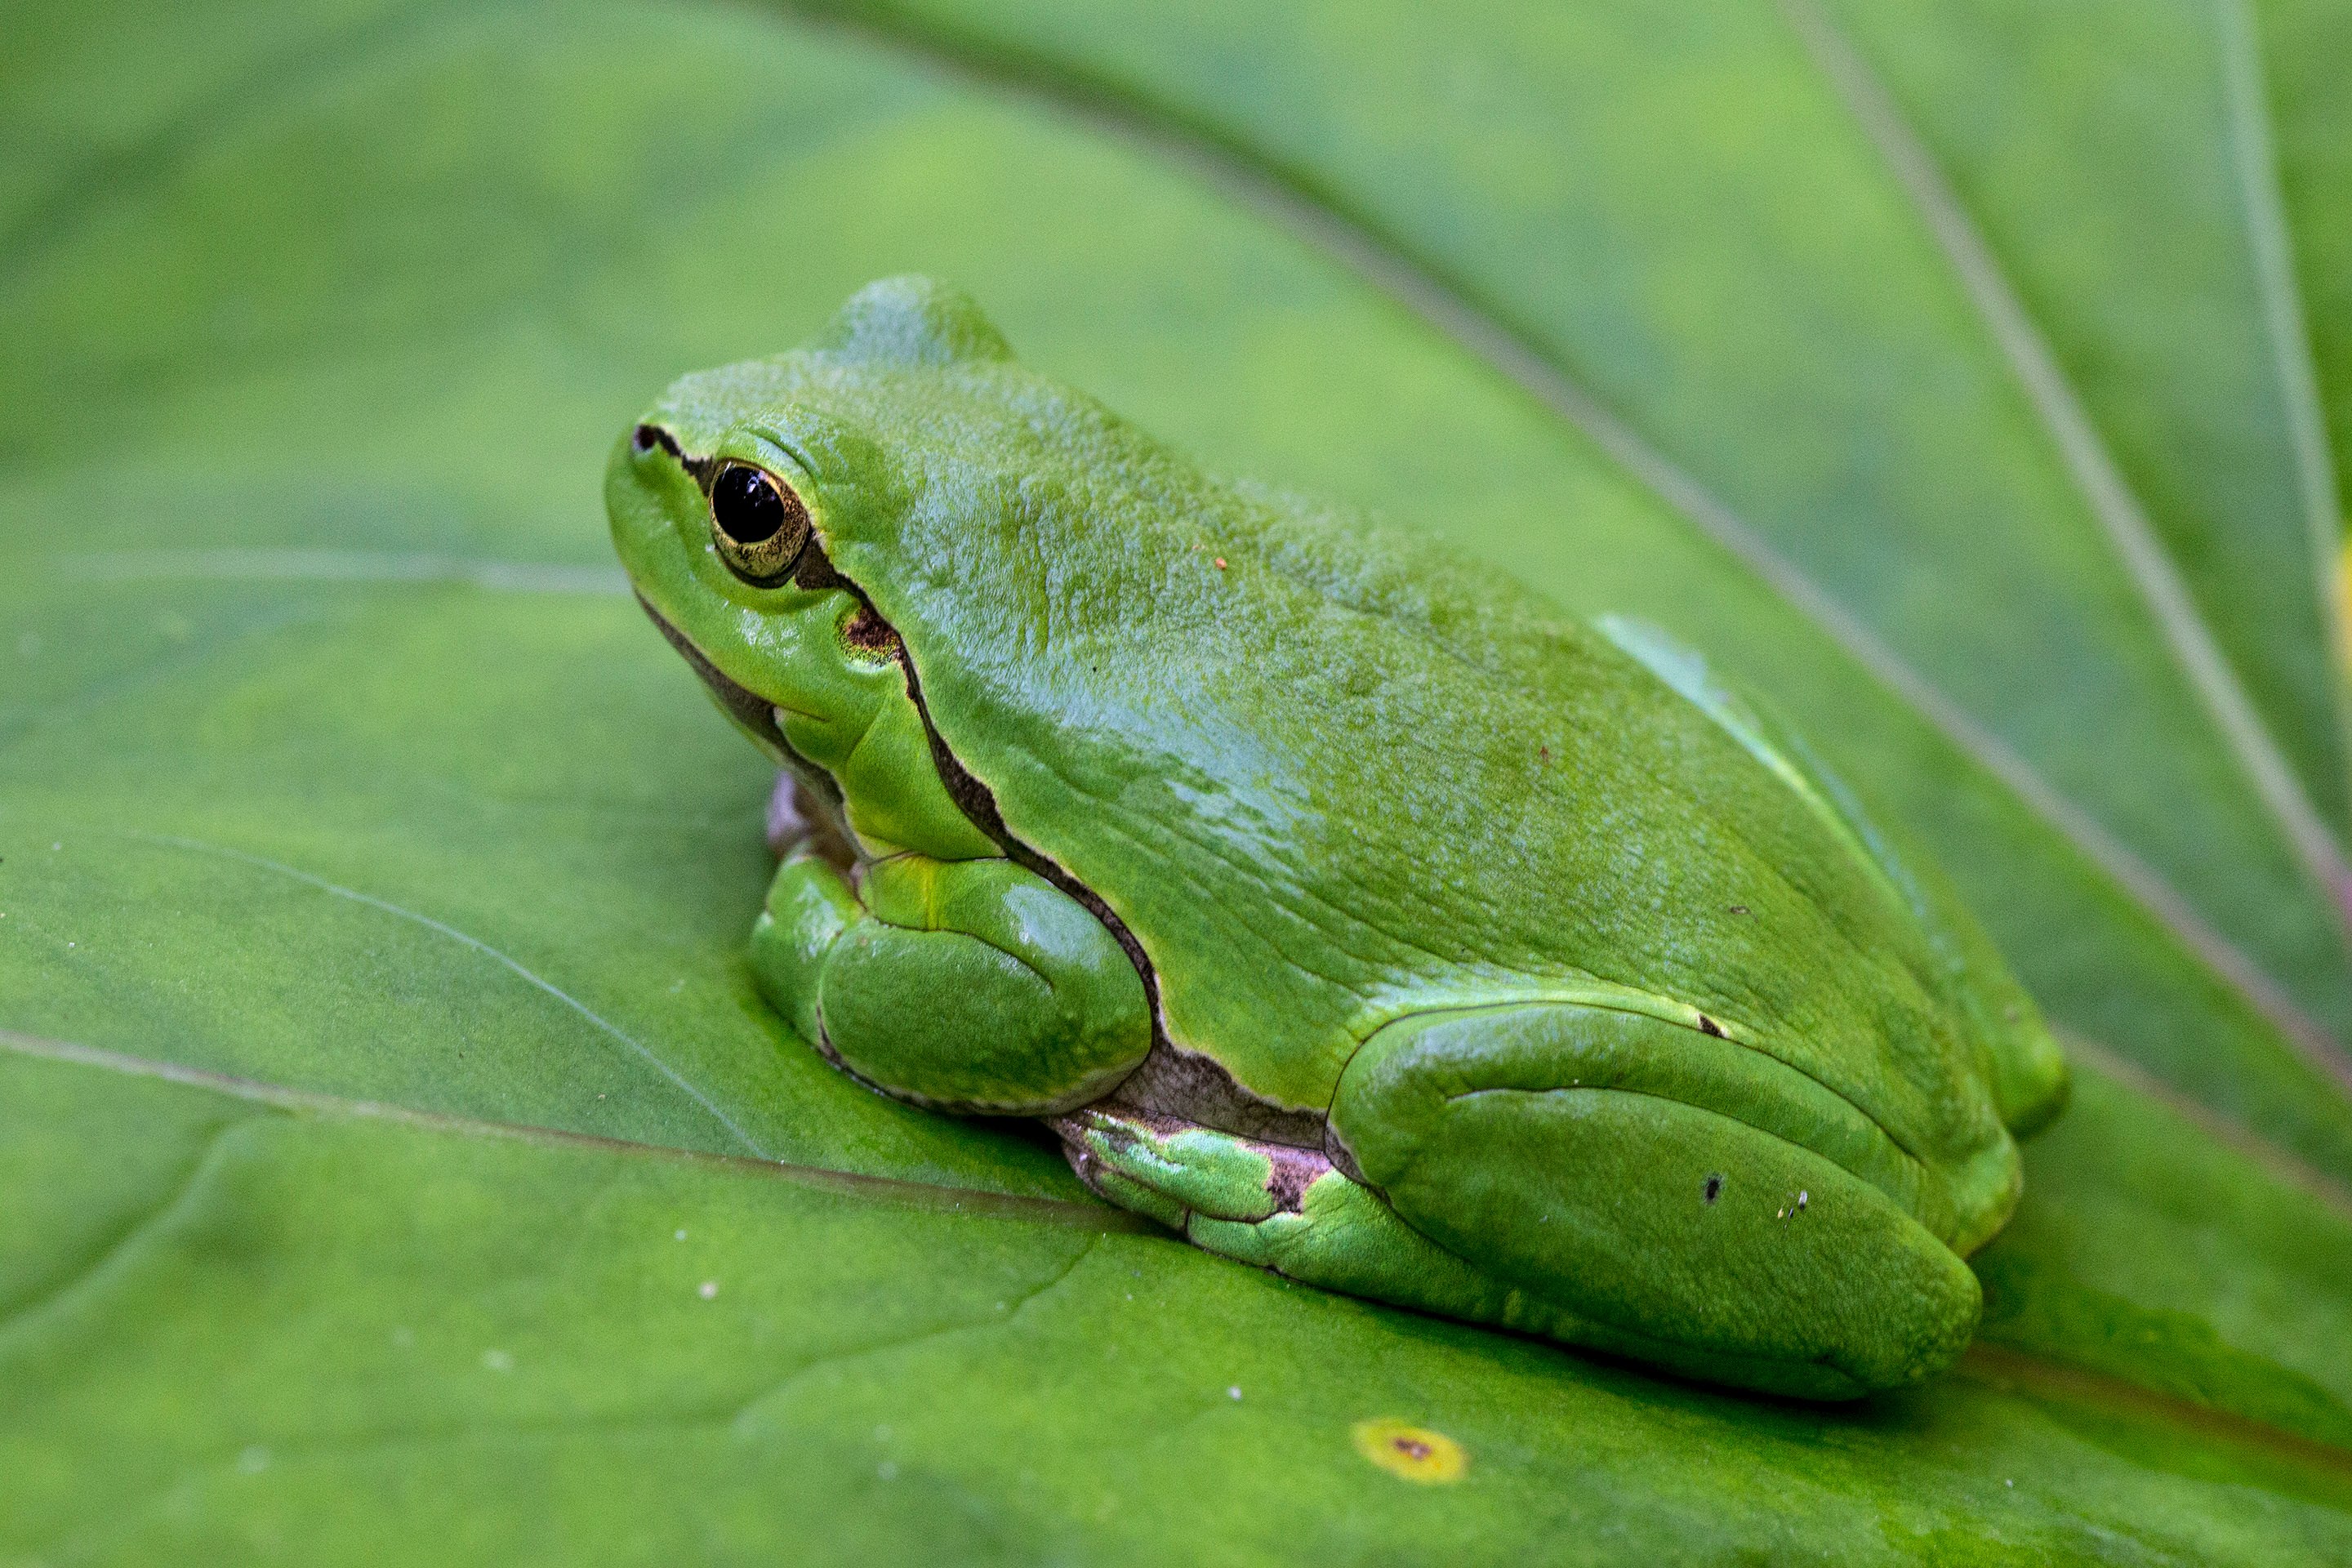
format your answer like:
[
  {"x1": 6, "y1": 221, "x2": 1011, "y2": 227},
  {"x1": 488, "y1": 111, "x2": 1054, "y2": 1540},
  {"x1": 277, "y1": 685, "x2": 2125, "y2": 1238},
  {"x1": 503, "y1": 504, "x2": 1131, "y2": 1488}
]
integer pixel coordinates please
[{"x1": 713, "y1": 466, "x2": 786, "y2": 545}]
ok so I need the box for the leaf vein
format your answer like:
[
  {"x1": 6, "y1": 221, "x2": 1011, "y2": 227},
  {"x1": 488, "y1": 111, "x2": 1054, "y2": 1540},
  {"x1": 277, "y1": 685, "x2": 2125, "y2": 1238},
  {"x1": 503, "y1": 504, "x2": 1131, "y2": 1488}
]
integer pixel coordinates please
[
  {"x1": 1777, "y1": 0, "x2": 2352, "y2": 946},
  {"x1": 122, "y1": 830, "x2": 773, "y2": 1159},
  {"x1": 727, "y1": 1232, "x2": 1109, "y2": 1430},
  {"x1": 2213, "y1": 0, "x2": 2352, "y2": 724},
  {"x1": 0, "y1": 1116, "x2": 247, "y2": 1347},
  {"x1": 0, "y1": 1027, "x2": 1140, "y2": 1229}
]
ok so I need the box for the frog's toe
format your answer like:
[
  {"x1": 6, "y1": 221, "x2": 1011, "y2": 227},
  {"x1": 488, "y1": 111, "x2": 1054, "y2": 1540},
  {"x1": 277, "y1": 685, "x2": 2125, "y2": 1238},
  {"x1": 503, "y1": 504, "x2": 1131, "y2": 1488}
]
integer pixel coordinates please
[
  {"x1": 1989, "y1": 1010, "x2": 2071, "y2": 1140},
  {"x1": 1330, "y1": 1005, "x2": 1983, "y2": 1396}
]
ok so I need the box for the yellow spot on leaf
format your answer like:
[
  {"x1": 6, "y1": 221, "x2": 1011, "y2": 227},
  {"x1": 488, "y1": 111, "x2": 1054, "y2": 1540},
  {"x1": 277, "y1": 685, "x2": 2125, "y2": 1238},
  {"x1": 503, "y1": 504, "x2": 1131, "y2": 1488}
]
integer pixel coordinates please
[
  {"x1": 1351, "y1": 1419, "x2": 1466, "y2": 1483},
  {"x1": 2339, "y1": 536, "x2": 2352, "y2": 670}
]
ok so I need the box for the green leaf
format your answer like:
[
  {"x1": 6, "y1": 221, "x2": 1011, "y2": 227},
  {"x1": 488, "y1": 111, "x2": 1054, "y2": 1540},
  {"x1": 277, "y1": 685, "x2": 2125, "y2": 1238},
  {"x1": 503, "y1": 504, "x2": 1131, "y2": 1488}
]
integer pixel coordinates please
[
  {"x1": 2258, "y1": 0, "x2": 2352, "y2": 543},
  {"x1": 7, "y1": 1042, "x2": 2352, "y2": 1564},
  {"x1": 5, "y1": 0, "x2": 2352, "y2": 1557}
]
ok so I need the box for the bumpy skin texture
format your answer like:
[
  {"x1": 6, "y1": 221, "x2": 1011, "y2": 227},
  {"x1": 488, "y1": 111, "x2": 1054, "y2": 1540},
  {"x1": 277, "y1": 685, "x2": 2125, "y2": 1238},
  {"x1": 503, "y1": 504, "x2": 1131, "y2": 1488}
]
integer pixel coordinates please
[{"x1": 608, "y1": 278, "x2": 2069, "y2": 1399}]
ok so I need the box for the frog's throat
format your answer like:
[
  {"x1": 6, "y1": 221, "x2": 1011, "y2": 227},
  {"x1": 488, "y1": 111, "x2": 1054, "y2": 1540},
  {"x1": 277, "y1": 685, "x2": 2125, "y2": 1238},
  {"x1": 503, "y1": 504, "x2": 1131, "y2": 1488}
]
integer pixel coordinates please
[{"x1": 635, "y1": 591, "x2": 859, "y2": 846}]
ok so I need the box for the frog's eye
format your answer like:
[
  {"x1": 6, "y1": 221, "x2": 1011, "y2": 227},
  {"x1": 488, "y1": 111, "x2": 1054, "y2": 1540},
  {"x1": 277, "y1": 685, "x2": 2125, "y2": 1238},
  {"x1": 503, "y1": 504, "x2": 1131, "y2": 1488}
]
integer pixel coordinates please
[{"x1": 708, "y1": 462, "x2": 811, "y2": 585}]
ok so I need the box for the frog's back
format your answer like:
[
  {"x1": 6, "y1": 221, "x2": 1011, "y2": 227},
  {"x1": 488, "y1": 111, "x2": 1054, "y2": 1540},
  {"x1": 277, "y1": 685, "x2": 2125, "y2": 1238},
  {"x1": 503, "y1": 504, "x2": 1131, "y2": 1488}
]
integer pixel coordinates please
[{"x1": 806, "y1": 350, "x2": 2018, "y2": 1196}]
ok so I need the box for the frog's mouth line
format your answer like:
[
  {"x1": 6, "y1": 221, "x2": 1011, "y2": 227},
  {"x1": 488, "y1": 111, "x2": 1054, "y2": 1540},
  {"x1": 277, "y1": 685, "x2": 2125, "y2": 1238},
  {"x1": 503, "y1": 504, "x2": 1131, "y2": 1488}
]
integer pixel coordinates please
[
  {"x1": 635, "y1": 593, "x2": 789, "y2": 755},
  {"x1": 637, "y1": 590, "x2": 867, "y2": 873}
]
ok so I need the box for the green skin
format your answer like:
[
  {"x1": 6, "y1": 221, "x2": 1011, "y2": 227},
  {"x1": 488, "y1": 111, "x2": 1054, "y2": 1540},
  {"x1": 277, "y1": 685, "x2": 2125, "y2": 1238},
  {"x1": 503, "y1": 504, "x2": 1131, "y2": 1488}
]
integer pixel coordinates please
[{"x1": 608, "y1": 277, "x2": 2069, "y2": 1400}]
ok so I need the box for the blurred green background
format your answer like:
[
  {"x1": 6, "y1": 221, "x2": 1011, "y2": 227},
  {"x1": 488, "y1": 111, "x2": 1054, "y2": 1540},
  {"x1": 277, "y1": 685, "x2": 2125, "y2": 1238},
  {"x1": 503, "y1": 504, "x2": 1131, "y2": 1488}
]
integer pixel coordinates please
[{"x1": 6, "y1": 1, "x2": 2352, "y2": 1561}]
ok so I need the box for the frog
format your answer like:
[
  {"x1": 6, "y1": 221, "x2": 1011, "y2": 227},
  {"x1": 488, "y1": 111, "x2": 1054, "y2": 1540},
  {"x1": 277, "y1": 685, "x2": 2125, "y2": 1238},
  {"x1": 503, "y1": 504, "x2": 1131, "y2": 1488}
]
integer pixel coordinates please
[{"x1": 607, "y1": 276, "x2": 2069, "y2": 1400}]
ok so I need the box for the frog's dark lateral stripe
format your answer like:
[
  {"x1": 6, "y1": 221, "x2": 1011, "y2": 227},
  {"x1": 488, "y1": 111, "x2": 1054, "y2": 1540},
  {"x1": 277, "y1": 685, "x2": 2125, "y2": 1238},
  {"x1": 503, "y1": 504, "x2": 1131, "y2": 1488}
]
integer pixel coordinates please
[
  {"x1": 634, "y1": 528, "x2": 1174, "y2": 1070},
  {"x1": 632, "y1": 433, "x2": 1336, "y2": 1148},
  {"x1": 1109, "y1": 1039, "x2": 1333, "y2": 1151},
  {"x1": 888, "y1": 634, "x2": 1170, "y2": 1047}
]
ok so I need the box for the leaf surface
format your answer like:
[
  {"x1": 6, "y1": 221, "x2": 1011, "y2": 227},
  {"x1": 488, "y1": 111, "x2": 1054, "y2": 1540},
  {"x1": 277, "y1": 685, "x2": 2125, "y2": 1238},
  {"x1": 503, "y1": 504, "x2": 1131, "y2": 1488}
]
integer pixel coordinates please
[{"x1": 5, "y1": 0, "x2": 2352, "y2": 1557}]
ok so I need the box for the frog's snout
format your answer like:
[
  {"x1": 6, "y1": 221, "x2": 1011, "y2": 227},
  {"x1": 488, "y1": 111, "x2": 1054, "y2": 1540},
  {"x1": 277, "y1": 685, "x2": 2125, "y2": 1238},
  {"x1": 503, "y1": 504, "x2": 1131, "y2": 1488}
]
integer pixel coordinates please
[{"x1": 628, "y1": 421, "x2": 716, "y2": 488}]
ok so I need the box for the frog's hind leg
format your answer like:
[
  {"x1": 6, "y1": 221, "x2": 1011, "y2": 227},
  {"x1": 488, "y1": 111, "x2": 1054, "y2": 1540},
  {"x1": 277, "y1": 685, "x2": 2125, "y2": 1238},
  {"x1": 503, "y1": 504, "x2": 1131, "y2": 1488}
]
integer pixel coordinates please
[
  {"x1": 1053, "y1": 1102, "x2": 1843, "y2": 1399},
  {"x1": 1326, "y1": 1004, "x2": 1985, "y2": 1397},
  {"x1": 1601, "y1": 615, "x2": 2069, "y2": 1143}
]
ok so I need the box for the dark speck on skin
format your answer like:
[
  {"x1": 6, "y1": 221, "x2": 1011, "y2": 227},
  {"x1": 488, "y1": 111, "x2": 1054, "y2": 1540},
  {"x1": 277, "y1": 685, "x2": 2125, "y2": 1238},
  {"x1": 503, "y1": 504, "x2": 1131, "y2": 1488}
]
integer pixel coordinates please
[
  {"x1": 1727, "y1": 904, "x2": 1749, "y2": 915},
  {"x1": 1704, "y1": 1174, "x2": 1723, "y2": 1204},
  {"x1": 1697, "y1": 1015, "x2": 1725, "y2": 1038}
]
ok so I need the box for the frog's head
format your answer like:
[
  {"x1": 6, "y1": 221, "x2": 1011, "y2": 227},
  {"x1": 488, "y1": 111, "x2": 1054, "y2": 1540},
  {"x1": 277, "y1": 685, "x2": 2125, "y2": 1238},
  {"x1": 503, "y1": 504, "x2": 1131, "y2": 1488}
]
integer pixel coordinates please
[{"x1": 606, "y1": 276, "x2": 1046, "y2": 858}]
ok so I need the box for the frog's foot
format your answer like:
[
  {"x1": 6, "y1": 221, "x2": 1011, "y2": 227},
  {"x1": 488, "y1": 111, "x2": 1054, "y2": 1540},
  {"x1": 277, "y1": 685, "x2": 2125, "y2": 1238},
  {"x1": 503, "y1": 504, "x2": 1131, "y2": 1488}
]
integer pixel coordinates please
[
  {"x1": 749, "y1": 849, "x2": 1151, "y2": 1115},
  {"x1": 1051, "y1": 1105, "x2": 1605, "y2": 1356}
]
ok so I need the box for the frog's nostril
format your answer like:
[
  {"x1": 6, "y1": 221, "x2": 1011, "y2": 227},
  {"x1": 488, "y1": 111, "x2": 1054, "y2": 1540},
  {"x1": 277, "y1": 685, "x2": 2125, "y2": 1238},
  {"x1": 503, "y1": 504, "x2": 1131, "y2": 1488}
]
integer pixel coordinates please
[{"x1": 632, "y1": 422, "x2": 684, "y2": 460}]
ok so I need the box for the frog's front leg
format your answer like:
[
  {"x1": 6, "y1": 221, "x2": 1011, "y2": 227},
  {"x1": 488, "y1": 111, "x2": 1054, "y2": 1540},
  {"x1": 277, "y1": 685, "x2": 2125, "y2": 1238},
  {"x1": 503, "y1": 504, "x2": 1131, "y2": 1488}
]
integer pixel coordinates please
[{"x1": 750, "y1": 849, "x2": 1152, "y2": 1114}]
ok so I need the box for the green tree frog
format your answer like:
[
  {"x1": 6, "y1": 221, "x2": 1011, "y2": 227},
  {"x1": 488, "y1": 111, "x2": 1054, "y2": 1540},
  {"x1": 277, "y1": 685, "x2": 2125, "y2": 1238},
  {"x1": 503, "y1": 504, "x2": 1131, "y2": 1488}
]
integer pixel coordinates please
[{"x1": 608, "y1": 278, "x2": 2068, "y2": 1399}]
